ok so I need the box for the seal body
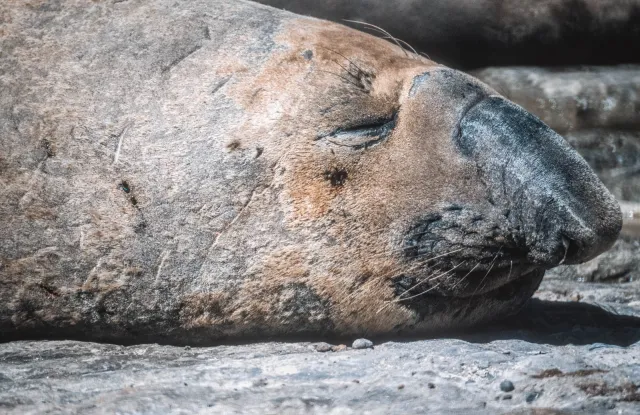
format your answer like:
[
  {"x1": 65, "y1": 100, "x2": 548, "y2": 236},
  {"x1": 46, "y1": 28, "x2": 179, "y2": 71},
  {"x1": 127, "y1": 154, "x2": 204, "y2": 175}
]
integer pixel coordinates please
[{"x1": 0, "y1": 0, "x2": 620, "y2": 344}]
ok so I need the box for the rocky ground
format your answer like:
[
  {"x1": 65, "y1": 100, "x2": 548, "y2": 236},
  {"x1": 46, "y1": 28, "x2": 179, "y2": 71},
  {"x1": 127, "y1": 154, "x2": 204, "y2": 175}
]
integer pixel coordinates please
[{"x1": 1, "y1": 276, "x2": 639, "y2": 414}]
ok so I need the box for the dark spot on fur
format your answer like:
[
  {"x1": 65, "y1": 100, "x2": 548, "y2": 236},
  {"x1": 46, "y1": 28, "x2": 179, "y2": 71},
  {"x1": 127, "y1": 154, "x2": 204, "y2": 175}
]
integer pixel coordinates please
[
  {"x1": 277, "y1": 283, "x2": 333, "y2": 334},
  {"x1": 302, "y1": 49, "x2": 313, "y2": 60},
  {"x1": 37, "y1": 283, "x2": 60, "y2": 298},
  {"x1": 119, "y1": 181, "x2": 131, "y2": 193},
  {"x1": 226, "y1": 140, "x2": 241, "y2": 151},
  {"x1": 255, "y1": 147, "x2": 264, "y2": 158},
  {"x1": 134, "y1": 220, "x2": 146, "y2": 233},
  {"x1": 324, "y1": 168, "x2": 348, "y2": 186},
  {"x1": 42, "y1": 139, "x2": 55, "y2": 157},
  {"x1": 130, "y1": 196, "x2": 138, "y2": 206}
]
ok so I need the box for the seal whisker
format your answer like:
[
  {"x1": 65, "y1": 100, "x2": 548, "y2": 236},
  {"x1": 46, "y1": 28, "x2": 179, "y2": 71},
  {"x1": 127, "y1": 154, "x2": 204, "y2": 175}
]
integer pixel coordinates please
[
  {"x1": 391, "y1": 262, "x2": 464, "y2": 302},
  {"x1": 341, "y1": 253, "x2": 445, "y2": 304},
  {"x1": 344, "y1": 20, "x2": 410, "y2": 58},
  {"x1": 380, "y1": 36, "x2": 418, "y2": 55},
  {"x1": 470, "y1": 247, "x2": 503, "y2": 298},
  {"x1": 450, "y1": 260, "x2": 481, "y2": 291},
  {"x1": 341, "y1": 248, "x2": 461, "y2": 305},
  {"x1": 316, "y1": 69, "x2": 367, "y2": 92},
  {"x1": 317, "y1": 45, "x2": 366, "y2": 76},
  {"x1": 376, "y1": 263, "x2": 464, "y2": 314}
]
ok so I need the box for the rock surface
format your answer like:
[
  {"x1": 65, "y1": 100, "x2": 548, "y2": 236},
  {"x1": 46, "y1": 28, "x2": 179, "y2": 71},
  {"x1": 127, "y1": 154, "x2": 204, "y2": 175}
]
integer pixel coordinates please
[{"x1": 1, "y1": 277, "x2": 639, "y2": 414}]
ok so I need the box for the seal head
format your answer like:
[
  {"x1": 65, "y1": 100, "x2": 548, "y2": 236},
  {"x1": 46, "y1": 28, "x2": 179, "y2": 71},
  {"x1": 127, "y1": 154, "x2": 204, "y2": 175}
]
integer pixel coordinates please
[{"x1": 389, "y1": 69, "x2": 621, "y2": 327}]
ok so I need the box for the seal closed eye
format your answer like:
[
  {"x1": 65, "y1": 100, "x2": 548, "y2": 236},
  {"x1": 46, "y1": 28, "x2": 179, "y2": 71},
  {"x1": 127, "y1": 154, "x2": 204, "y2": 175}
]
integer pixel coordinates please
[{"x1": 319, "y1": 112, "x2": 397, "y2": 150}]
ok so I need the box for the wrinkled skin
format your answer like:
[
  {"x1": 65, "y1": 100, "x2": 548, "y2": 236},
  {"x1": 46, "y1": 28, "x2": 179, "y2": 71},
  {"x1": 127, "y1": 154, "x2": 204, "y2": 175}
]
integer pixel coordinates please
[{"x1": 0, "y1": 0, "x2": 621, "y2": 344}]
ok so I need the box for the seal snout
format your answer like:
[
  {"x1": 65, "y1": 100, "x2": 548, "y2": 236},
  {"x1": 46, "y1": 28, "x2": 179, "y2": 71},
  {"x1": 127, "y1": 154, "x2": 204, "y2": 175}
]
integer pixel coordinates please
[{"x1": 457, "y1": 96, "x2": 622, "y2": 268}]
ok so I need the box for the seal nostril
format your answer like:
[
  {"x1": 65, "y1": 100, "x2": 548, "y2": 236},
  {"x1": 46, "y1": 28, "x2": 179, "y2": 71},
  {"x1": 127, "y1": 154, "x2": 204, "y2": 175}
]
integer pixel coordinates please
[{"x1": 560, "y1": 234, "x2": 582, "y2": 264}]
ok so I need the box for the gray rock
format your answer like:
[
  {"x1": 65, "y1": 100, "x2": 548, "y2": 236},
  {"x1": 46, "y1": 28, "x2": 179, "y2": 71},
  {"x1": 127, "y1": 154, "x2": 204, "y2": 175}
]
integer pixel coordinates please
[
  {"x1": 352, "y1": 338, "x2": 374, "y2": 349},
  {"x1": 0, "y1": 277, "x2": 638, "y2": 414}
]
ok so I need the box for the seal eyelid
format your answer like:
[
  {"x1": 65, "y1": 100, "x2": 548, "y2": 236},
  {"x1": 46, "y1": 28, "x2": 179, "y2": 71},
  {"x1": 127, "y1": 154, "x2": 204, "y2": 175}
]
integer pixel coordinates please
[{"x1": 322, "y1": 112, "x2": 398, "y2": 150}]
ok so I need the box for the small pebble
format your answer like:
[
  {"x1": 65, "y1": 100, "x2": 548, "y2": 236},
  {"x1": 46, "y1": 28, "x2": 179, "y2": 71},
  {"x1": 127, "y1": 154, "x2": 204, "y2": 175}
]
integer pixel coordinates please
[
  {"x1": 397, "y1": 384, "x2": 404, "y2": 390},
  {"x1": 525, "y1": 391, "x2": 540, "y2": 403},
  {"x1": 312, "y1": 342, "x2": 332, "y2": 352},
  {"x1": 352, "y1": 379, "x2": 360, "y2": 384},
  {"x1": 428, "y1": 383, "x2": 436, "y2": 389},
  {"x1": 352, "y1": 338, "x2": 374, "y2": 349},
  {"x1": 252, "y1": 378, "x2": 268, "y2": 387},
  {"x1": 500, "y1": 380, "x2": 515, "y2": 392},
  {"x1": 502, "y1": 394, "x2": 512, "y2": 400}
]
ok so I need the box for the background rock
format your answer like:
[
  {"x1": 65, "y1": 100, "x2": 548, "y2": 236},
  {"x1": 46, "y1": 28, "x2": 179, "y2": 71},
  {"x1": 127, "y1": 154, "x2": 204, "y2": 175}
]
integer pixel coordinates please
[
  {"x1": 257, "y1": 0, "x2": 640, "y2": 70},
  {"x1": 472, "y1": 66, "x2": 640, "y2": 134}
]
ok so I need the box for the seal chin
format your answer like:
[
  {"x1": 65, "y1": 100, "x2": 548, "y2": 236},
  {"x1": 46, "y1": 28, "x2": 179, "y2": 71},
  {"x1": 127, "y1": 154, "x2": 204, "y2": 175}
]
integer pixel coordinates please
[
  {"x1": 392, "y1": 261, "x2": 544, "y2": 300},
  {"x1": 400, "y1": 204, "x2": 539, "y2": 297},
  {"x1": 392, "y1": 267, "x2": 545, "y2": 331}
]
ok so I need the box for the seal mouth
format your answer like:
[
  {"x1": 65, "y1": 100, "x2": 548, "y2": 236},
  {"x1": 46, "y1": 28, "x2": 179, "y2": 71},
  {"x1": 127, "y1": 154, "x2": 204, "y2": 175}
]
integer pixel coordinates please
[
  {"x1": 390, "y1": 267, "x2": 545, "y2": 330},
  {"x1": 399, "y1": 206, "x2": 541, "y2": 298},
  {"x1": 392, "y1": 261, "x2": 543, "y2": 300}
]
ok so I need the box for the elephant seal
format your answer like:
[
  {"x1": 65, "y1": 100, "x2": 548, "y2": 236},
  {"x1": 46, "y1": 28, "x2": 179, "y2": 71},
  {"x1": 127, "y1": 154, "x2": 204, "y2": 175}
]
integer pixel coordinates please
[
  {"x1": 0, "y1": 0, "x2": 621, "y2": 344},
  {"x1": 257, "y1": 0, "x2": 640, "y2": 69}
]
